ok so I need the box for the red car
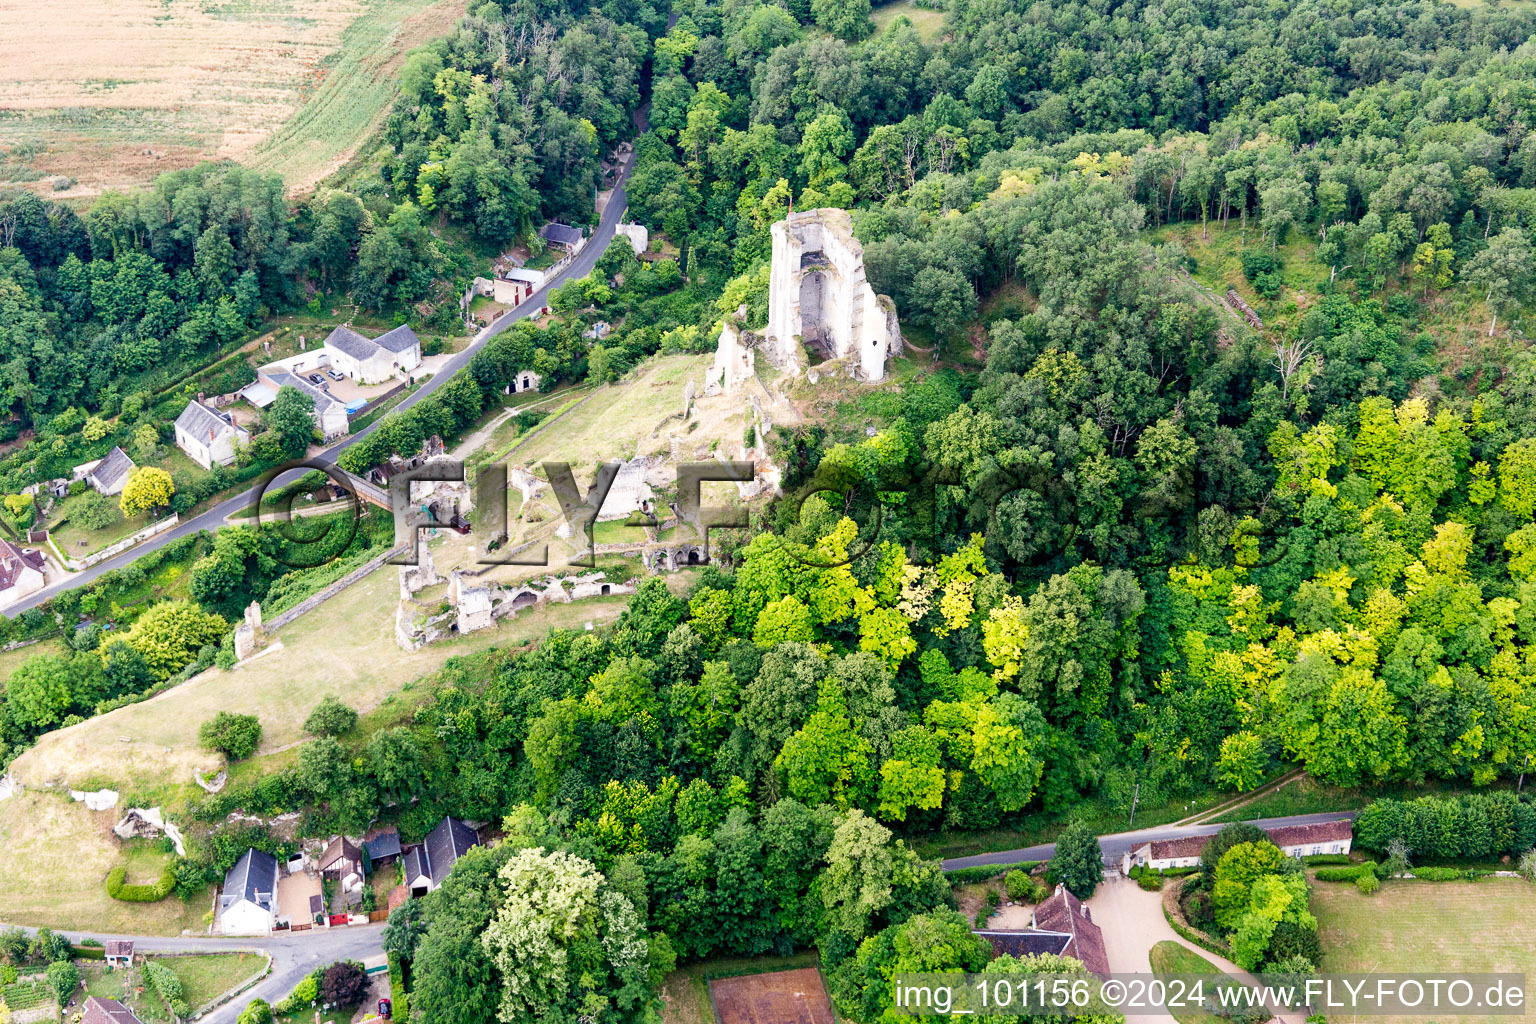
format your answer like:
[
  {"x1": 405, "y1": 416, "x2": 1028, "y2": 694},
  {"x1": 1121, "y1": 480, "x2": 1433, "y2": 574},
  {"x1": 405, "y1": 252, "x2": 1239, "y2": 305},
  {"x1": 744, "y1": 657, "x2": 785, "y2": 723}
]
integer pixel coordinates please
[{"x1": 378, "y1": 998, "x2": 392, "y2": 1019}]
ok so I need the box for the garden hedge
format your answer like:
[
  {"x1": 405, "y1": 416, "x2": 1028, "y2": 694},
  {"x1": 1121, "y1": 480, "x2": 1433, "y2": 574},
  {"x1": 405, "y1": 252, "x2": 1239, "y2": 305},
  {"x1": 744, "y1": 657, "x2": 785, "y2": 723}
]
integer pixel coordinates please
[
  {"x1": 944, "y1": 860, "x2": 1038, "y2": 885},
  {"x1": 105, "y1": 864, "x2": 177, "y2": 902},
  {"x1": 1301, "y1": 853, "x2": 1351, "y2": 866},
  {"x1": 1314, "y1": 861, "x2": 1378, "y2": 883}
]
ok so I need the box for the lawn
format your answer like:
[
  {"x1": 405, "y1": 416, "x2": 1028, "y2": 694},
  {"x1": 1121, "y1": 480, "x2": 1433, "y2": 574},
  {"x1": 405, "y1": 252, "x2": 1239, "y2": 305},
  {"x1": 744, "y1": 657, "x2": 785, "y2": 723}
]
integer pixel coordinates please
[
  {"x1": 1312, "y1": 878, "x2": 1536, "y2": 1023},
  {"x1": 0, "y1": 791, "x2": 207, "y2": 935},
  {"x1": 48, "y1": 492, "x2": 156, "y2": 560},
  {"x1": 0, "y1": 0, "x2": 466, "y2": 197},
  {"x1": 79, "y1": 953, "x2": 263, "y2": 1020},
  {"x1": 870, "y1": 0, "x2": 946, "y2": 41},
  {"x1": 1148, "y1": 941, "x2": 1237, "y2": 1024},
  {"x1": 0, "y1": 638, "x2": 64, "y2": 681},
  {"x1": 11, "y1": 551, "x2": 647, "y2": 796},
  {"x1": 660, "y1": 951, "x2": 821, "y2": 1024}
]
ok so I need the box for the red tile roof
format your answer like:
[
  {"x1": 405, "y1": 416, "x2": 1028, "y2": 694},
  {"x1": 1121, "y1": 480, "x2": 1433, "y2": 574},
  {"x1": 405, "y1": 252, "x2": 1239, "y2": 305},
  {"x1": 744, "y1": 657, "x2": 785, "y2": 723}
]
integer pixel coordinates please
[
  {"x1": 1264, "y1": 819, "x2": 1354, "y2": 848},
  {"x1": 1032, "y1": 884, "x2": 1110, "y2": 976},
  {"x1": 81, "y1": 997, "x2": 145, "y2": 1024}
]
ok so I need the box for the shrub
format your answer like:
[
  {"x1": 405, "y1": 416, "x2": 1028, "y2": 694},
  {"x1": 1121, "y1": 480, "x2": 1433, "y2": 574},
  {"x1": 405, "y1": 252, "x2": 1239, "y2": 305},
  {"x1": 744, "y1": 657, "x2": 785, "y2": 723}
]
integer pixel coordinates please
[
  {"x1": 1004, "y1": 869, "x2": 1032, "y2": 902},
  {"x1": 1138, "y1": 874, "x2": 1164, "y2": 891},
  {"x1": 200, "y1": 711, "x2": 262, "y2": 760},
  {"x1": 303, "y1": 696, "x2": 358, "y2": 737},
  {"x1": 985, "y1": 890, "x2": 1001, "y2": 907},
  {"x1": 1411, "y1": 866, "x2": 1469, "y2": 881},
  {"x1": 236, "y1": 997, "x2": 273, "y2": 1024},
  {"x1": 45, "y1": 961, "x2": 78, "y2": 1005},
  {"x1": 1315, "y1": 862, "x2": 1377, "y2": 883},
  {"x1": 1519, "y1": 848, "x2": 1536, "y2": 883},
  {"x1": 1301, "y1": 854, "x2": 1350, "y2": 866},
  {"x1": 104, "y1": 863, "x2": 176, "y2": 902},
  {"x1": 320, "y1": 962, "x2": 368, "y2": 1008},
  {"x1": 144, "y1": 959, "x2": 189, "y2": 1016},
  {"x1": 1241, "y1": 250, "x2": 1282, "y2": 282},
  {"x1": 273, "y1": 971, "x2": 320, "y2": 1015},
  {"x1": 1354, "y1": 873, "x2": 1380, "y2": 895},
  {"x1": 388, "y1": 952, "x2": 410, "y2": 1024}
]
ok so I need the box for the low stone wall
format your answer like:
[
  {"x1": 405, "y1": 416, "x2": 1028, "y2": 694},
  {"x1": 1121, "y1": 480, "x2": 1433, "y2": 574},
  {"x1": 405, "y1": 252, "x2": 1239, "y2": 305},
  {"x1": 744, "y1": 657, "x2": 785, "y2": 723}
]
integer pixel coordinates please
[
  {"x1": 59, "y1": 514, "x2": 179, "y2": 570},
  {"x1": 263, "y1": 544, "x2": 406, "y2": 633}
]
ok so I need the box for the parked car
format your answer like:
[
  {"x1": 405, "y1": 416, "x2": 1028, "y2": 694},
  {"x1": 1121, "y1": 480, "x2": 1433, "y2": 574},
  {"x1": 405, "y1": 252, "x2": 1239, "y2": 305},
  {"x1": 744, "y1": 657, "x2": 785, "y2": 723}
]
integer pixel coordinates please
[
  {"x1": 326, "y1": 369, "x2": 344, "y2": 381},
  {"x1": 378, "y1": 998, "x2": 392, "y2": 1019},
  {"x1": 308, "y1": 372, "x2": 324, "y2": 385}
]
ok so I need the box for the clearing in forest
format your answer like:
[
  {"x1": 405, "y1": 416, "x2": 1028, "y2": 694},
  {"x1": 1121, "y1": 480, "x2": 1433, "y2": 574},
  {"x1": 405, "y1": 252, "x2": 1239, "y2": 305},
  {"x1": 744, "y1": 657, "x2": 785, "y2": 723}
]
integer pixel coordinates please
[
  {"x1": 0, "y1": 0, "x2": 465, "y2": 198},
  {"x1": 708, "y1": 968, "x2": 836, "y2": 1024}
]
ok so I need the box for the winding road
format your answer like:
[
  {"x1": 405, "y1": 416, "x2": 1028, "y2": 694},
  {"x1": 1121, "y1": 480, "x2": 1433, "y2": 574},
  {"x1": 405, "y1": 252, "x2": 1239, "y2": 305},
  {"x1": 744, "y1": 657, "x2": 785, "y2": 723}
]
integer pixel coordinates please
[{"x1": 8, "y1": 151, "x2": 637, "y2": 618}]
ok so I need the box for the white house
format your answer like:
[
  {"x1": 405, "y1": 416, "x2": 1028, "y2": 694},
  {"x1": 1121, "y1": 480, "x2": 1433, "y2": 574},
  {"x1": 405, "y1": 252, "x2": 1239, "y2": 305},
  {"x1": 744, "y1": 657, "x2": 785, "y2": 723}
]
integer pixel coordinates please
[
  {"x1": 175, "y1": 401, "x2": 250, "y2": 470},
  {"x1": 403, "y1": 816, "x2": 481, "y2": 897},
  {"x1": 219, "y1": 848, "x2": 280, "y2": 935},
  {"x1": 323, "y1": 324, "x2": 423, "y2": 384},
  {"x1": 259, "y1": 372, "x2": 350, "y2": 441},
  {"x1": 72, "y1": 446, "x2": 137, "y2": 495},
  {"x1": 493, "y1": 267, "x2": 545, "y2": 307},
  {"x1": 0, "y1": 540, "x2": 45, "y2": 611},
  {"x1": 505, "y1": 370, "x2": 541, "y2": 395},
  {"x1": 1121, "y1": 819, "x2": 1354, "y2": 874}
]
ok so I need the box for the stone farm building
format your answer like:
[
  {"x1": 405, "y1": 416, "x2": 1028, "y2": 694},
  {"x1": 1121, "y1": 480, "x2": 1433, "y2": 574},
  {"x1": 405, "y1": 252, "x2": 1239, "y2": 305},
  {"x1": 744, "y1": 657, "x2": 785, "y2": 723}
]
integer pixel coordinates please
[
  {"x1": 1120, "y1": 819, "x2": 1354, "y2": 873},
  {"x1": 219, "y1": 847, "x2": 281, "y2": 935},
  {"x1": 323, "y1": 324, "x2": 423, "y2": 384},
  {"x1": 175, "y1": 400, "x2": 250, "y2": 469},
  {"x1": 250, "y1": 371, "x2": 350, "y2": 441},
  {"x1": 974, "y1": 883, "x2": 1110, "y2": 976},
  {"x1": 403, "y1": 816, "x2": 481, "y2": 896},
  {"x1": 73, "y1": 446, "x2": 136, "y2": 495}
]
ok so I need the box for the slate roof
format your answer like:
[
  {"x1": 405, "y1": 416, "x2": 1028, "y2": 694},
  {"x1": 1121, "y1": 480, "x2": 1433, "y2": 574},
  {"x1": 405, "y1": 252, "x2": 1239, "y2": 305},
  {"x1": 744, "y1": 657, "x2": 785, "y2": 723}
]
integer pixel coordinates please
[
  {"x1": 365, "y1": 828, "x2": 402, "y2": 861},
  {"x1": 374, "y1": 324, "x2": 421, "y2": 354},
  {"x1": 974, "y1": 930, "x2": 1072, "y2": 959},
  {"x1": 221, "y1": 848, "x2": 279, "y2": 912},
  {"x1": 324, "y1": 325, "x2": 380, "y2": 361},
  {"x1": 0, "y1": 540, "x2": 45, "y2": 592},
  {"x1": 1265, "y1": 819, "x2": 1354, "y2": 848},
  {"x1": 1032, "y1": 885, "x2": 1110, "y2": 976},
  {"x1": 81, "y1": 997, "x2": 145, "y2": 1024},
  {"x1": 407, "y1": 816, "x2": 480, "y2": 889},
  {"x1": 268, "y1": 372, "x2": 344, "y2": 416},
  {"x1": 176, "y1": 401, "x2": 245, "y2": 443},
  {"x1": 539, "y1": 222, "x2": 583, "y2": 247},
  {"x1": 90, "y1": 446, "x2": 136, "y2": 490}
]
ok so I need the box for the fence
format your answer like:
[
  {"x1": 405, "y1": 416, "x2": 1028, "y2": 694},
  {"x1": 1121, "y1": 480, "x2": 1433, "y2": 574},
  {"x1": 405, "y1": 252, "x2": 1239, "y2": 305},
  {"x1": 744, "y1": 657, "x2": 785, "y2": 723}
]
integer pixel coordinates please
[{"x1": 262, "y1": 543, "x2": 407, "y2": 632}]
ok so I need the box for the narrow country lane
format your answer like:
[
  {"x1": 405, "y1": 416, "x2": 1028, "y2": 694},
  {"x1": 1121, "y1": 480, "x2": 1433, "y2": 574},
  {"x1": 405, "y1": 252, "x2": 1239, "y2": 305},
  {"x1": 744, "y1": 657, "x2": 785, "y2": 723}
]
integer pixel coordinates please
[{"x1": 7, "y1": 147, "x2": 639, "y2": 617}]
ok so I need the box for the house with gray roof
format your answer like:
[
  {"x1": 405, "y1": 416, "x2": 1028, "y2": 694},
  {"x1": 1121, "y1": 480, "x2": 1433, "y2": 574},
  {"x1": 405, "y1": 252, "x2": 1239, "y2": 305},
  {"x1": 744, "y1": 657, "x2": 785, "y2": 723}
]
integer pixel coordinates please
[
  {"x1": 404, "y1": 816, "x2": 480, "y2": 896},
  {"x1": 323, "y1": 323, "x2": 422, "y2": 384},
  {"x1": 219, "y1": 848, "x2": 280, "y2": 935},
  {"x1": 76, "y1": 446, "x2": 136, "y2": 495},
  {"x1": 539, "y1": 222, "x2": 585, "y2": 251},
  {"x1": 175, "y1": 401, "x2": 250, "y2": 470},
  {"x1": 260, "y1": 372, "x2": 350, "y2": 441}
]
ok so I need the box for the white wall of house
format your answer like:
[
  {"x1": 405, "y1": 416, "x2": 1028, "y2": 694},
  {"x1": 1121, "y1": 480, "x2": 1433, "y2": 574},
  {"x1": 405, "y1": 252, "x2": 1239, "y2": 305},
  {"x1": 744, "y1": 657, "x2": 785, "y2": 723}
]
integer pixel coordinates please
[
  {"x1": 315, "y1": 402, "x2": 350, "y2": 440},
  {"x1": 219, "y1": 900, "x2": 274, "y2": 935},
  {"x1": 395, "y1": 343, "x2": 422, "y2": 373},
  {"x1": 176, "y1": 426, "x2": 241, "y2": 469},
  {"x1": 1278, "y1": 839, "x2": 1351, "y2": 858},
  {"x1": 0, "y1": 566, "x2": 45, "y2": 611},
  {"x1": 326, "y1": 343, "x2": 395, "y2": 385}
]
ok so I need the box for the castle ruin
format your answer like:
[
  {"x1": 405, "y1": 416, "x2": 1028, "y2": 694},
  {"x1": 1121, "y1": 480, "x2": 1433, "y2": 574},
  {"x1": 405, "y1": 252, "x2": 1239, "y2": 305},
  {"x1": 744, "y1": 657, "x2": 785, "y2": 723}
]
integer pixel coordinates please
[{"x1": 709, "y1": 208, "x2": 901, "y2": 393}]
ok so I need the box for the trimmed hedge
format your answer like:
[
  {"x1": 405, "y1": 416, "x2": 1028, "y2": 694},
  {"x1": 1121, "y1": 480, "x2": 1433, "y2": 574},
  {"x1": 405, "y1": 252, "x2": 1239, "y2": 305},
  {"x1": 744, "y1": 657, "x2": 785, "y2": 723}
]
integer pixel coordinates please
[
  {"x1": 388, "y1": 952, "x2": 411, "y2": 1024},
  {"x1": 1162, "y1": 903, "x2": 1232, "y2": 957},
  {"x1": 105, "y1": 863, "x2": 177, "y2": 902},
  {"x1": 1315, "y1": 861, "x2": 1378, "y2": 883},
  {"x1": 1410, "y1": 866, "x2": 1494, "y2": 881},
  {"x1": 1302, "y1": 853, "x2": 1351, "y2": 866},
  {"x1": 944, "y1": 860, "x2": 1039, "y2": 885}
]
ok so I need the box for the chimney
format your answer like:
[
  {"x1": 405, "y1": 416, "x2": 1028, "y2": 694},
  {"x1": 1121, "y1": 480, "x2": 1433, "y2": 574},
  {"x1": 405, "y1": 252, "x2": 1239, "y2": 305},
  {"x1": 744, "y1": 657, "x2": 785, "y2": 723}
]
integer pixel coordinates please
[{"x1": 197, "y1": 392, "x2": 205, "y2": 404}]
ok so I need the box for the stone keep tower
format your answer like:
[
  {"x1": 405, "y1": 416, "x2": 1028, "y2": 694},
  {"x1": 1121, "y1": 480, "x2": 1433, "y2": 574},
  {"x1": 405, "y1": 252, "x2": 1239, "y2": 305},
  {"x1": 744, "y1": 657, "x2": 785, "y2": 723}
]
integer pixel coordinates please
[{"x1": 763, "y1": 208, "x2": 901, "y2": 382}]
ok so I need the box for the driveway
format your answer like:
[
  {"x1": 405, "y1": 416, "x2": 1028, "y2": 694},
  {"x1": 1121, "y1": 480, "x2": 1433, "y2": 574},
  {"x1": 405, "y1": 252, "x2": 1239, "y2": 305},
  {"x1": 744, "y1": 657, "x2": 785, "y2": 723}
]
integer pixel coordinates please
[{"x1": 1088, "y1": 874, "x2": 1305, "y2": 1024}]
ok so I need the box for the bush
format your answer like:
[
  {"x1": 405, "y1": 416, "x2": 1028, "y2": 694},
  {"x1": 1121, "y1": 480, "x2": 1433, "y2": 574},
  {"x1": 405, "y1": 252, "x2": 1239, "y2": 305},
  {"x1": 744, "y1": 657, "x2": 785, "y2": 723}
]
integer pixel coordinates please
[
  {"x1": 200, "y1": 711, "x2": 262, "y2": 760},
  {"x1": 144, "y1": 959, "x2": 189, "y2": 1016},
  {"x1": 1004, "y1": 869, "x2": 1032, "y2": 901},
  {"x1": 273, "y1": 971, "x2": 320, "y2": 1015},
  {"x1": 1411, "y1": 866, "x2": 1472, "y2": 881},
  {"x1": 1241, "y1": 250, "x2": 1282, "y2": 282},
  {"x1": 1315, "y1": 862, "x2": 1377, "y2": 883},
  {"x1": 1138, "y1": 874, "x2": 1164, "y2": 890},
  {"x1": 1301, "y1": 854, "x2": 1350, "y2": 866},
  {"x1": 1354, "y1": 873, "x2": 1380, "y2": 895},
  {"x1": 943, "y1": 860, "x2": 1037, "y2": 885},
  {"x1": 237, "y1": 997, "x2": 273, "y2": 1024},
  {"x1": 105, "y1": 863, "x2": 177, "y2": 902},
  {"x1": 303, "y1": 696, "x2": 358, "y2": 737},
  {"x1": 388, "y1": 952, "x2": 410, "y2": 1024},
  {"x1": 1519, "y1": 848, "x2": 1536, "y2": 883},
  {"x1": 320, "y1": 961, "x2": 368, "y2": 1008}
]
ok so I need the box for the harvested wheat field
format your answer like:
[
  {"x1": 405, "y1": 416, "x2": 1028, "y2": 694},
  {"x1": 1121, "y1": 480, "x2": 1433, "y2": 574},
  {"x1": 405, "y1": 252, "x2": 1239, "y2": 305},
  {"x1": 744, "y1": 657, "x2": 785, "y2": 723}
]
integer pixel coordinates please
[{"x1": 0, "y1": 0, "x2": 465, "y2": 197}]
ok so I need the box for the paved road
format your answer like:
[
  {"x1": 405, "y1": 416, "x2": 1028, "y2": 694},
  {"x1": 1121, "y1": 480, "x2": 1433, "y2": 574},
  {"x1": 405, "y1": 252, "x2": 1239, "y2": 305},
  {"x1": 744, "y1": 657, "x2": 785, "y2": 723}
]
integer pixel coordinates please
[
  {"x1": 8, "y1": 152, "x2": 637, "y2": 618},
  {"x1": 5, "y1": 921, "x2": 387, "y2": 1024},
  {"x1": 940, "y1": 811, "x2": 1359, "y2": 871}
]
